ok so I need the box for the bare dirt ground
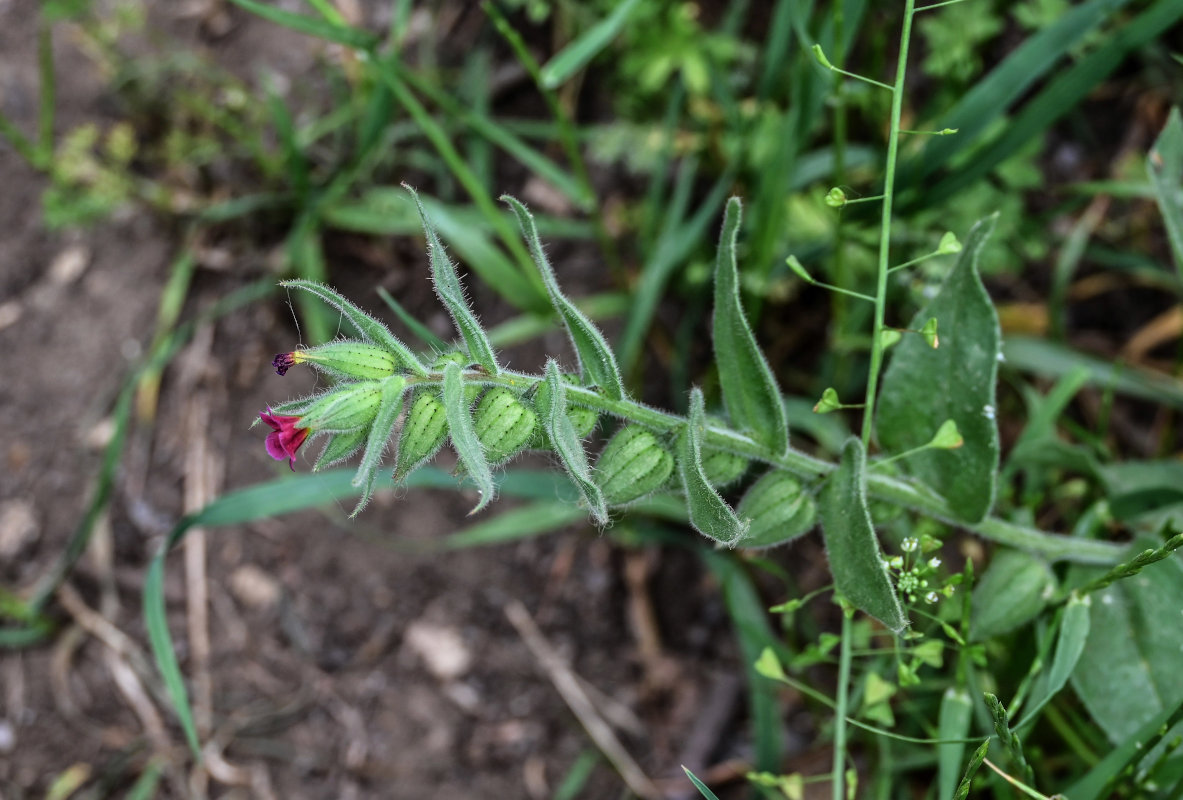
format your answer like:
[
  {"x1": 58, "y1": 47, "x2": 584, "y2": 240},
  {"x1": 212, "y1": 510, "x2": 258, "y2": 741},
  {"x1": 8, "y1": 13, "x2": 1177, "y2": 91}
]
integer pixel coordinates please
[{"x1": 0, "y1": 4, "x2": 785, "y2": 798}]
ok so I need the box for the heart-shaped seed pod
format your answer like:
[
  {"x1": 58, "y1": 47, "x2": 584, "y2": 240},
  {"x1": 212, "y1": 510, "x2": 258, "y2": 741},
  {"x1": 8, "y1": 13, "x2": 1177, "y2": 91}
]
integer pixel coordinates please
[
  {"x1": 735, "y1": 470, "x2": 817, "y2": 548},
  {"x1": 595, "y1": 425, "x2": 674, "y2": 506},
  {"x1": 395, "y1": 389, "x2": 449, "y2": 482},
  {"x1": 701, "y1": 448, "x2": 749, "y2": 487},
  {"x1": 474, "y1": 387, "x2": 537, "y2": 464}
]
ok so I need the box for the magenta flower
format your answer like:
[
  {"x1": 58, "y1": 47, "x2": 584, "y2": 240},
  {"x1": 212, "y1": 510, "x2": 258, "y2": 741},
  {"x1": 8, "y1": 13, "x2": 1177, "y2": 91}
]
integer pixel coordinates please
[{"x1": 260, "y1": 408, "x2": 310, "y2": 469}]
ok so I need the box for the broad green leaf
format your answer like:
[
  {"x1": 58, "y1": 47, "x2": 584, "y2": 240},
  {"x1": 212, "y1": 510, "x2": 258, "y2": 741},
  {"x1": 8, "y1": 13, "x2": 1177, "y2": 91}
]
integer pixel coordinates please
[
  {"x1": 406, "y1": 186, "x2": 499, "y2": 373},
  {"x1": 351, "y1": 374, "x2": 408, "y2": 491},
  {"x1": 536, "y1": 360, "x2": 607, "y2": 525},
  {"x1": 970, "y1": 549, "x2": 1055, "y2": 641},
  {"x1": 503, "y1": 195, "x2": 625, "y2": 400},
  {"x1": 938, "y1": 689, "x2": 973, "y2": 800},
  {"x1": 1148, "y1": 107, "x2": 1183, "y2": 279},
  {"x1": 224, "y1": 0, "x2": 378, "y2": 48},
  {"x1": 280, "y1": 279, "x2": 426, "y2": 375},
  {"x1": 877, "y1": 214, "x2": 1001, "y2": 524},
  {"x1": 1070, "y1": 540, "x2": 1183, "y2": 744},
  {"x1": 818, "y1": 438, "x2": 907, "y2": 633},
  {"x1": 443, "y1": 361, "x2": 494, "y2": 515},
  {"x1": 712, "y1": 197, "x2": 789, "y2": 453},
  {"x1": 677, "y1": 388, "x2": 749, "y2": 546},
  {"x1": 538, "y1": 0, "x2": 644, "y2": 89}
]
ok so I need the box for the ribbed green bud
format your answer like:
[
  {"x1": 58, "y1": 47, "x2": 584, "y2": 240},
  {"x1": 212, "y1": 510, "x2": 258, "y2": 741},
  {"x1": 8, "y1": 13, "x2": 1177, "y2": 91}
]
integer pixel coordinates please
[
  {"x1": 736, "y1": 470, "x2": 817, "y2": 548},
  {"x1": 273, "y1": 340, "x2": 399, "y2": 380},
  {"x1": 395, "y1": 389, "x2": 449, "y2": 482},
  {"x1": 298, "y1": 382, "x2": 384, "y2": 433},
  {"x1": 474, "y1": 387, "x2": 537, "y2": 464},
  {"x1": 595, "y1": 425, "x2": 673, "y2": 505},
  {"x1": 701, "y1": 448, "x2": 749, "y2": 487}
]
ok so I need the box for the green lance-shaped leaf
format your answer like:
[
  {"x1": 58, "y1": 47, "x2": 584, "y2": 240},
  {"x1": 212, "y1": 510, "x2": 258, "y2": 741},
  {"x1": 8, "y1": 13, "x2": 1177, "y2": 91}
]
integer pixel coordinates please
[
  {"x1": 1148, "y1": 106, "x2": 1183, "y2": 279},
  {"x1": 818, "y1": 438, "x2": 908, "y2": 633},
  {"x1": 473, "y1": 387, "x2": 537, "y2": 465},
  {"x1": 536, "y1": 360, "x2": 607, "y2": 525},
  {"x1": 503, "y1": 195, "x2": 625, "y2": 400},
  {"x1": 970, "y1": 548, "x2": 1055, "y2": 641},
  {"x1": 443, "y1": 361, "x2": 494, "y2": 514},
  {"x1": 280, "y1": 279, "x2": 426, "y2": 376},
  {"x1": 877, "y1": 214, "x2": 1001, "y2": 524},
  {"x1": 394, "y1": 389, "x2": 449, "y2": 483},
  {"x1": 938, "y1": 688, "x2": 973, "y2": 800},
  {"x1": 677, "y1": 388, "x2": 749, "y2": 547},
  {"x1": 712, "y1": 197, "x2": 789, "y2": 453},
  {"x1": 736, "y1": 470, "x2": 816, "y2": 548},
  {"x1": 404, "y1": 185, "x2": 498, "y2": 374},
  {"x1": 595, "y1": 425, "x2": 674, "y2": 506},
  {"x1": 350, "y1": 374, "x2": 410, "y2": 515}
]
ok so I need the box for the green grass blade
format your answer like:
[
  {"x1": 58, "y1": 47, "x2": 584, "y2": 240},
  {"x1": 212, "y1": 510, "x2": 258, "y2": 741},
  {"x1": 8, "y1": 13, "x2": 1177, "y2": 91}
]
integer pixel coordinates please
[
  {"x1": 1148, "y1": 106, "x2": 1183, "y2": 281},
  {"x1": 503, "y1": 195, "x2": 625, "y2": 399},
  {"x1": 712, "y1": 197, "x2": 789, "y2": 453},
  {"x1": 376, "y1": 286, "x2": 448, "y2": 352},
  {"x1": 438, "y1": 501, "x2": 585, "y2": 550},
  {"x1": 939, "y1": 689, "x2": 973, "y2": 800},
  {"x1": 407, "y1": 186, "x2": 499, "y2": 373},
  {"x1": 700, "y1": 551, "x2": 783, "y2": 773},
  {"x1": 901, "y1": 0, "x2": 1130, "y2": 190},
  {"x1": 1002, "y1": 335, "x2": 1183, "y2": 411},
  {"x1": 144, "y1": 551, "x2": 200, "y2": 757},
  {"x1": 224, "y1": 0, "x2": 377, "y2": 48},
  {"x1": 918, "y1": 0, "x2": 1183, "y2": 208},
  {"x1": 618, "y1": 169, "x2": 733, "y2": 374},
  {"x1": 539, "y1": 0, "x2": 644, "y2": 89},
  {"x1": 377, "y1": 69, "x2": 544, "y2": 306},
  {"x1": 681, "y1": 766, "x2": 723, "y2": 800},
  {"x1": 397, "y1": 65, "x2": 592, "y2": 210}
]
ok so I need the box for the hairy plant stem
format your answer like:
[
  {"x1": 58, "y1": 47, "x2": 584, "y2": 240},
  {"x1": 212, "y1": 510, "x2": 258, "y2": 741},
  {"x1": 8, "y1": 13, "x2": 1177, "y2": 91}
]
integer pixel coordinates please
[{"x1": 405, "y1": 368, "x2": 1127, "y2": 565}]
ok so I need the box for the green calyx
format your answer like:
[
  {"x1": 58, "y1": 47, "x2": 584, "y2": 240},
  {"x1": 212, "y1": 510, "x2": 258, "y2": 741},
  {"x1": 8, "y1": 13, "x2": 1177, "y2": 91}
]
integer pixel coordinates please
[
  {"x1": 299, "y1": 381, "x2": 385, "y2": 433},
  {"x1": 286, "y1": 340, "x2": 402, "y2": 381}
]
